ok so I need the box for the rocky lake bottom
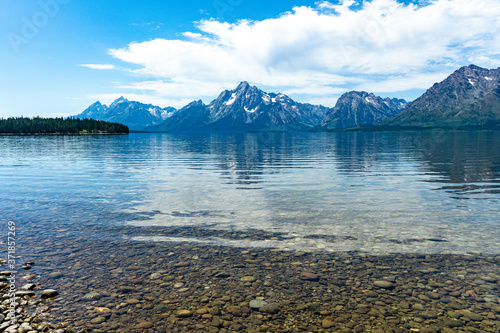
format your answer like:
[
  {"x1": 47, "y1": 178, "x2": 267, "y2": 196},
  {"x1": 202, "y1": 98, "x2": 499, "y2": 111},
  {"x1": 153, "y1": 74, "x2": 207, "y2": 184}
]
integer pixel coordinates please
[{"x1": 2, "y1": 227, "x2": 499, "y2": 333}]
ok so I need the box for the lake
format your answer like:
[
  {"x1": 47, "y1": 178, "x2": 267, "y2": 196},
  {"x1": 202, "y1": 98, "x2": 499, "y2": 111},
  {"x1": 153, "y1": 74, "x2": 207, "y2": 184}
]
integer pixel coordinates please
[
  {"x1": 1, "y1": 131, "x2": 500, "y2": 332},
  {"x1": 1, "y1": 131, "x2": 499, "y2": 255}
]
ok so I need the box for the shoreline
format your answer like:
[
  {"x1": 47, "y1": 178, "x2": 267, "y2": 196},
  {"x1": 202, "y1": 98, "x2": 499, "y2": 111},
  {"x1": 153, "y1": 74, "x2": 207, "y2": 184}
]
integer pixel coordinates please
[
  {"x1": 10, "y1": 234, "x2": 500, "y2": 333},
  {"x1": 0, "y1": 133, "x2": 128, "y2": 136}
]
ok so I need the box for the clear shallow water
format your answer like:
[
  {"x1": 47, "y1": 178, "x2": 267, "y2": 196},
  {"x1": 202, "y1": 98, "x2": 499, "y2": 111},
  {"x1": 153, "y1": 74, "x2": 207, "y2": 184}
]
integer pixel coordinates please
[{"x1": 1, "y1": 131, "x2": 499, "y2": 254}]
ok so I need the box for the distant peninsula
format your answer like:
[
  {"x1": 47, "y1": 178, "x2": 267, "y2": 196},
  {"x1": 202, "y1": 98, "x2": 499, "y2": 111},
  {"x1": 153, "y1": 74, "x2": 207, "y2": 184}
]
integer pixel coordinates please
[{"x1": 0, "y1": 117, "x2": 129, "y2": 135}]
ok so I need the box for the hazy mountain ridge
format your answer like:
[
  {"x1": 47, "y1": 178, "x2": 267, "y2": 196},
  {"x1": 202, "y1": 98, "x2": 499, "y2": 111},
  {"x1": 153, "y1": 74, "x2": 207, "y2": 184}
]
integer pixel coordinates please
[
  {"x1": 75, "y1": 96, "x2": 177, "y2": 130},
  {"x1": 381, "y1": 65, "x2": 500, "y2": 128}
]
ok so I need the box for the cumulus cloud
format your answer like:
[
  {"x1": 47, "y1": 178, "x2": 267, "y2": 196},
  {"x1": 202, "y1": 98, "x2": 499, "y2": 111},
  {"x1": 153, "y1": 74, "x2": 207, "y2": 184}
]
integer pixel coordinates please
[
  {"x1": 106, "y1": 0, "x2": 500, "y2": 105},
  {"x1": 79, "y1": 64, "x2": 116, "y2": 70}
]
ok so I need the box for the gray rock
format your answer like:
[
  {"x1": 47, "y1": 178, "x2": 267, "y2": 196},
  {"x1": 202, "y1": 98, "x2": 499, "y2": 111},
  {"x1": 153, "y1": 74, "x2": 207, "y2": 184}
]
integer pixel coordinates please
[
  {"x1": 150, "y1": 272, "x2": 162, "y2": 280},
  {"x1": 15, "y1": 290, "x2": 35, "y2": 297},
  {"x1": 41, "y1": 289, "x2": 59, "y2": 298},
  {"x1": 18, "y1": 323, "x2": 34, "y2": 333},
  {"x1": 3, "y1": 325, "x2": 19, "y2": 333},
  {"x1": 20, "y1": 283, "x2": 36, "y2": 291},
  {"x1": 156, "y1": 305, "x2": 169, "y2": 313},
  {"x1": 249, "y1": 300, "x2": 268, "y2": 309},
  {"x1": 0, "y1": 322, "x2": 11, "y2": 331}
]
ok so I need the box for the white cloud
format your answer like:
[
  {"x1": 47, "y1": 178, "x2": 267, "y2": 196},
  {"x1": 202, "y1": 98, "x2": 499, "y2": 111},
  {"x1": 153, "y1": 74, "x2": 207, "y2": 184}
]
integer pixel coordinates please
[
  {"x1": 79, "y1": 64, "x2": 116, "y2": 70},
  {"x1": 304, "y1": 96, "x2": 340, "y2": 107},
  {"x1": 355, "y1": 71, "x2": 452, "y2": 94},
  {"x1": 106, "y1": 0, "x2": 500, "y2": 104},
  {"x1": 183, "y1": 32, "x2": 203, "y2": 39},
  {"x1": 41, "y1": 112, "x2": 73, "y2": 118}
]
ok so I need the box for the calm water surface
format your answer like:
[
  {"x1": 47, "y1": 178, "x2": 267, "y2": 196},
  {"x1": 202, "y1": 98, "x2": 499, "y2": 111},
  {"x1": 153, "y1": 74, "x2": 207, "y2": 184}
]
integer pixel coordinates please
[{"x1": 1, "y1": 131, "x2": 499, "y2": 254}]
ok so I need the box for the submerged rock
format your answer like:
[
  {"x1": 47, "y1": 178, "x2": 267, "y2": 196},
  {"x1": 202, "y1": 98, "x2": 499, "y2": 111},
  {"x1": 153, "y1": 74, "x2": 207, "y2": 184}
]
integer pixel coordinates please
[
  {"x1": 82, "y1": 291, "x2": 101, "y2": 300},
  {"x1": 373, "y1": 280, "x2": 395, "y2": 289},
  {"x1": 249, "y1": 300, "x2": 268, "y2": 309},
  {"x1": 240, "y1": 276, "x2": 256, "y2": 282},
  {"x1": 41, "y1": 289, "x2": 59, "y2": 298}
]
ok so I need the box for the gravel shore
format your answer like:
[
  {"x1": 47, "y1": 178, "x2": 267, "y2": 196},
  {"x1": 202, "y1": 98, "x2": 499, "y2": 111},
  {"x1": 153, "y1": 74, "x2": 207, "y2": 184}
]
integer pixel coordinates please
[
  {"x1": 6, "y1": 232, "x2": 499, "y2": 333},
  {"x1": 0, "y1": 269, "x2": 64, "y2": 333}
]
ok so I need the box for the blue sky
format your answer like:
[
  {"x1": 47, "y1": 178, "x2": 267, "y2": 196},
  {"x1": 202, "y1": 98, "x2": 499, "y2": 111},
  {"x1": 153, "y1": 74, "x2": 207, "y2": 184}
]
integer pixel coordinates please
[{"x1": 1, "y1": 0, "x2": 500, "y2": 118}]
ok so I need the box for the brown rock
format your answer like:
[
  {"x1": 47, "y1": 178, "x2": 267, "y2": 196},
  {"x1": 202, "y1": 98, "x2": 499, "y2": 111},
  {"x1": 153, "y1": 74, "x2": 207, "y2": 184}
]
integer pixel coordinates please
[
  {"x1": 399, "y1": 300, "x2": 410, "y2": 309},
  {"x1": 211, "y1": 317, "x2": 222, "y2": 327},
  {"x1": 176, "y1": 310, "x2": 193, "y2": 317},
  {"x1": 126, "y1": 298, "x2": 140, "y2": 304},
  {"x1": 240, "y1": 276, "x2": 256, "y2": 282},
  {"x1": 322, "y1": 318, "x2": 334, "y2": 328},
  {"x1": 90, "y1": 316, "x2": 106, "y2": 324},
  {"x1": 135, "y1": 321, "x2": 153, "y2": 329},
  {"x1": 260, "y1": 303, "x2": 280, "y2": 314},
  {"x1": 196, "y1": 308, "x2": 209, "y2": 315}
]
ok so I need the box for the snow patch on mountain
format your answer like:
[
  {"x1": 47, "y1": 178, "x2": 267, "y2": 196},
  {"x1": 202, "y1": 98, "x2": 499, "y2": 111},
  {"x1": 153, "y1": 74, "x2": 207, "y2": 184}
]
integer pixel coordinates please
[
  {"x1": 244, "y1": 106, "x2": 258, "y2": 113},
  {"x1": 225, "y1": 93, "x2": 237, "y2": 106},
  {"x1": 365, "y1": 96, "x2": 376, "y2": 104}
]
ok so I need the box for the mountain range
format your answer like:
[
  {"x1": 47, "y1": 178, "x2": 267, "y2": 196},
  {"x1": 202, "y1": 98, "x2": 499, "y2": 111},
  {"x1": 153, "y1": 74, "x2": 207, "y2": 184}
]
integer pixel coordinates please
[
  {"x1": 75, "y1": 64, "x2": 500, "y2": 132},
  {"x1": 74, "y1": 96, "x2": 176, "y2": 130},
  {"x1": 148, "y1": 82, "x2": 331, "y2": 132}
]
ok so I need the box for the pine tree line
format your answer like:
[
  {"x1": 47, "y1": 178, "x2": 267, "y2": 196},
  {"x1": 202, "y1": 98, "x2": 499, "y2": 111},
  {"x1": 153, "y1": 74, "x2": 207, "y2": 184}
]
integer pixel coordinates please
[{"x1": 0, "y1": 117, "x2": 129, "y2": 135}]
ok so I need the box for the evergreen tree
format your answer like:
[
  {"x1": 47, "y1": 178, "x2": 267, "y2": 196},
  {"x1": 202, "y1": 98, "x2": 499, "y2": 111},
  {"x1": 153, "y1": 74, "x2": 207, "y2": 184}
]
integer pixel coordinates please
[{"x1": 0, "y1": 117, "x2": 129, "y2": 134}]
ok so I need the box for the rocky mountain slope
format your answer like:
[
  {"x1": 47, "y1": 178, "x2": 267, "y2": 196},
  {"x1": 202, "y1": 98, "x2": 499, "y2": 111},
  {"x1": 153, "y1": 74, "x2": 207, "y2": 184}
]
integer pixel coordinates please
[
  {"x1": 322, "y1": 91, "x2": 407, "y2": 130},
  {"x1": 148, "y1": 82, "x2": 329, "y2": 132},
  {"x1": 381, "y1": 65, "x2": 500, "y2": 128}
]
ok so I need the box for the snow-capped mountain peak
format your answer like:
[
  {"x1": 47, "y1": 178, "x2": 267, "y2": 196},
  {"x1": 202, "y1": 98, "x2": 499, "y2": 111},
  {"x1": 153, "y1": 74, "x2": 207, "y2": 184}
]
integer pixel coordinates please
[
  {"x1": 110, "y1": 96, "x2": 129, "y2": 108},
  {"x1": 74, "y1": 97, "x2": 177, "y2": 130}
]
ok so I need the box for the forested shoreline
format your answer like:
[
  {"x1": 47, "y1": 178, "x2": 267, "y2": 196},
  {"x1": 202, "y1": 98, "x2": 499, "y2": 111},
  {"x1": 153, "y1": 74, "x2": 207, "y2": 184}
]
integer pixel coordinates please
[{"x1": 0, "y1": 117, "x2": 129, "y2": 135}]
